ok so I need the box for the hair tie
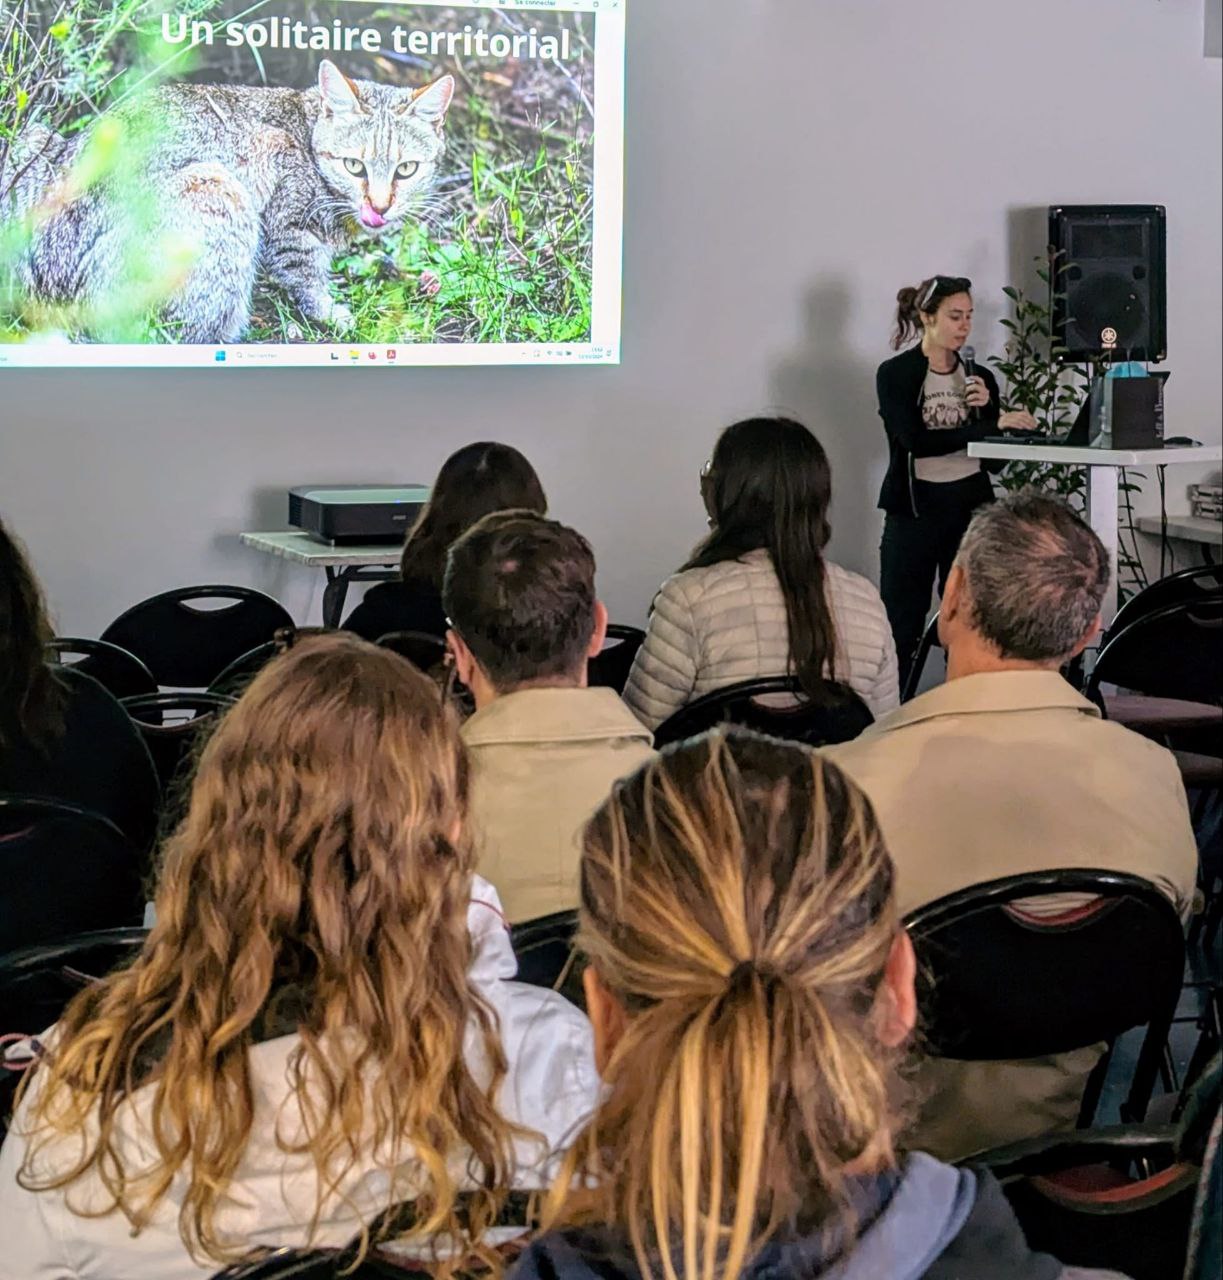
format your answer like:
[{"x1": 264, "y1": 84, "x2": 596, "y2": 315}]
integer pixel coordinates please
[{"x1": 727, "y1": 961, "x2": 754, "y2": 987}]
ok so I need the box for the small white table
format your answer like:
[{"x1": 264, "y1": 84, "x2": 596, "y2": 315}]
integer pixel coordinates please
[
  {"x1": 240, "y1": 531, "x2": 401, "y2": 628},
  {"x1": 968, "y1": 443, "x2": 1222, "y2": 620}
]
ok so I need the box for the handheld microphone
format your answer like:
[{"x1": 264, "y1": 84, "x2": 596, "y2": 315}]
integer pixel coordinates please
[{"x1": 961, "y1": 344, "x2": 979, "y2": 420}]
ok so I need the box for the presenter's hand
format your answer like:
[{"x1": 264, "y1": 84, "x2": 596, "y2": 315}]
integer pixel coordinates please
[
  {"x1": 998, "y1": 410, "x2": 1039, "y2": 432},
  {"x1": 964, "y1": 376, "x2": 991, "y2": 409}
]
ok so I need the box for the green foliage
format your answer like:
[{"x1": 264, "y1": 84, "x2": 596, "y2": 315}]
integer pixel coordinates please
[{"x1": 1, "y1": 0, "x2": 213, "y2": 340}]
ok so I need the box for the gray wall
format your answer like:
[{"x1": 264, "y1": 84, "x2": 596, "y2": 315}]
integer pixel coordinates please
[{"x1": 2, "y1": 0, "x2": 1220, "y2": 635}]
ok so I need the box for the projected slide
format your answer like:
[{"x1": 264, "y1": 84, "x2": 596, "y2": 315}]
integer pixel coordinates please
[{"x1": 0, "y1": 0, "x2": 624, "y2": 367}]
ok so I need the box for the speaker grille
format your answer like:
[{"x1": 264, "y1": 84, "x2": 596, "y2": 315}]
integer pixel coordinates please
[{"x1": 1048, "y1": 205, "x2": 1166, "y2": 362}]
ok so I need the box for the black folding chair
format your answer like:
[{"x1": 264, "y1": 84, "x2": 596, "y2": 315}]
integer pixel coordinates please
[
  {"x1": 906, "y1": 869, "x2": 1186, "y2": 1128},
  {"x1": 0, "y1": 797, "x2": 144, "y2": 955},
  {"x1": 653, "y1": 676, "x2": 873, "y2": 750},
  {"x1": 902, "y1": 611, "x2": 942, "y2": 703},
  {"x1": 966, "y1": 1056, "x2": 1220, "y2": 1280},
  {"x1": 101, "y1": 586, "x2": 294, "y2": 688},
  {"x1": 0, "y1": 924, "x2": 148, "y2": 1036},
  {"x1": 588, "y1": 623, "x2": 645, "y2": 695},
  {"x1": 1086, "y1": 598, "x2": 1223, "y2": 712},
  {"x1": 209, "y1": 1250, "x2": 420, "y2": 1279},
  {"x1": 120, "y1": 692, "x2": 235, "y2": 801},
  {"x1": 375, "y1": 630, "x2": 448, "y2": 675},
  {"x1": 1103, "y1": 565, "x2": 1223, "y2": 649},
  {"x1": 510, "y1": 909, "x2": 583, "y2": 1009},
  {"x1": 206, "y1": 640, "x2": 280, "y2": 698},
  {"x1": 45, "y1": 638, "x2": 158, "y2": 702}
]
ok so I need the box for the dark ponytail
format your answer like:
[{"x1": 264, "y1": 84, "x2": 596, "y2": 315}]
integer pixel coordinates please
[{"x1": 892, "y1": 275, "x2": 973, "y2": 350}]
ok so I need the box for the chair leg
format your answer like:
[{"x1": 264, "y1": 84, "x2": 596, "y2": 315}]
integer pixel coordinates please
[
  {"x1": 1121, "y1": 1008, "x2": 1176, "y2": 1124},
  {"x1": 1078, "y1": 1040, "x2": 1113, "y2": 1127}
]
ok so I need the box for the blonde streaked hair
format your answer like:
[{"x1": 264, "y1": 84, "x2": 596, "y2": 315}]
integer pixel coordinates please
[
  {"x1": 16, "y1": 633, "x2": 516, "y2": 1269},
  {"x1": 543, "y1": 729, "x2": 903, "y2": 1280}
]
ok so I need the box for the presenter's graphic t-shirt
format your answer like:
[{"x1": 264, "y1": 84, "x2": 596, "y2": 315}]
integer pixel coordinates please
[{"x1": 915, "y1": 363, "x2": 981, "y2": 483}]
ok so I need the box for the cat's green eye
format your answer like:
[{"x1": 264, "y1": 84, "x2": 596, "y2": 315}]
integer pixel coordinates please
[
  {"x1": 396, "y1": 161, "x2": 420, "y2": 179},
  {"x1": 343, "y1": 158, "x2": 366, "y2": 177}
]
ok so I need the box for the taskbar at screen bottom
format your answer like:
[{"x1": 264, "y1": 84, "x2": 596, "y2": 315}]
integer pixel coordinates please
[{"x1": 0, "y1": 342, "x2": 620, "y2": 369}]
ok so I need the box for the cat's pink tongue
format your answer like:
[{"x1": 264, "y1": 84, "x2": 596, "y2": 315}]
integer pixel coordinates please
[{"x1": 359, "y1": 202, "x2": 387, "y2": 229}]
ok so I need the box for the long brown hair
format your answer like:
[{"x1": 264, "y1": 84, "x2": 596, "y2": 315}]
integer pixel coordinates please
[
  {"x1": 17, "y1": 634, "x2": 516, "y2": 1268},
  {"x1": 544, "y1": 730, "x2": 904, "y2": 1280},
  {"x1": 685, "y1": 418, "x2": 839, "y2": 701},
  {"x1": 0, "y1": 514, "x2": 66, "y2": 753},
  {"x1": 891, "y1": 275, "x2": 972, "y2": 349},
  {"x1": 401, "y1": 442, "x2": 547, "y2": 586}
]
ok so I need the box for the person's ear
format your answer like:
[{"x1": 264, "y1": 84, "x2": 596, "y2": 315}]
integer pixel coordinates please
[
  {"x1": 876, "y1": 931, "x2": 917, "y2": 1048},
  {"x1": 447, "y1": 629, "x2": 477, "y2": 688},
  {"x1": 1068, "y1": 612, "x2": 1103, "y2": 659},
  {"x1": 936, "y1": 563, "x2": 967, "y2": 648},
  {"x1": 583, "y1": 964, "x2": 628, "y2": 1074},
  {"x1": 587, "y1": 599, "x2": 609, "y2": 658}
]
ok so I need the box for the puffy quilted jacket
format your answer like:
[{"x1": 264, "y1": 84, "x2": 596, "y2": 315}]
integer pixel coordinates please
[{"x1": 622, "y1": 549, "x2": 899, "y2": 730}]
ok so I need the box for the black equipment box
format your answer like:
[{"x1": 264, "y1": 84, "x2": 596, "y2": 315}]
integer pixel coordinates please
[{"x1": 288, "y1": 485, "x2": 429, "y2": 546}]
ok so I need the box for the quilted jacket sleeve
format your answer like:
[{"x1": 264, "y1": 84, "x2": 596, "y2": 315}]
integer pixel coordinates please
[{"x1": 622, "y1": 578, "x2": 700, "y2": 730}]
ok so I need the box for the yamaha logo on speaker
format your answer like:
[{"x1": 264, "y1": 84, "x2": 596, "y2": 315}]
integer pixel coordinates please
[{"x1": 1101, "y1": 326, "x2": 1118, "y2": 349}]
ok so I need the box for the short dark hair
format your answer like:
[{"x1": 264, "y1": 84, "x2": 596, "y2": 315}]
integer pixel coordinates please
[
  {"x1": 443, "y1": 510, "x2": 597, "y2": 690},
  {"x1": 956, "y1": 491, "x2": 1110, "y2": 661}
]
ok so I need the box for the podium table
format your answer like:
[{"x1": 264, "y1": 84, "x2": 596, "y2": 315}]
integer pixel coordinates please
[
  {"x1": 968, "y1": 443, "x2": 1222, "y2": 621},
  {"x1": 240, "y1": 531, "x2": 400, "y2": 627}
]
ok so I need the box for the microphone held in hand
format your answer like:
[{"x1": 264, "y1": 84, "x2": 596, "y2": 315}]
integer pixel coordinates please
[{"x1": 961, "y1": 345, "x2": 979, "y2": 420}]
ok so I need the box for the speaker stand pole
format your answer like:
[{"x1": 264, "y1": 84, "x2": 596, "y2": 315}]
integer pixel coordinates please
[{"x1": 1086, "y1": 466, "x2": 1120, "y2": 623}]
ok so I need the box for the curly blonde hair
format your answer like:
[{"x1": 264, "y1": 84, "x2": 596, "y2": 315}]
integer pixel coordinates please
[
  {"x1": 17, "y1": 633, "x2": 516, "y2": 1268},
  {"x1": 543, "y1": 729, "x2": 905, "y2": 1280}
]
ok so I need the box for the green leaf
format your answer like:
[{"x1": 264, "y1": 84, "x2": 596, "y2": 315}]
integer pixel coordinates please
[{"x1": 48, "y1": 20, "x2": 70, "y2": 39}]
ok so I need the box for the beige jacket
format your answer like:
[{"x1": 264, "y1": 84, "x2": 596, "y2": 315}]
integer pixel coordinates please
[
  {"x1": 462, "y1": 687, "x2": 655, "y2": 922},
  {"x1": 622, "y1": 550, "x2": 899, "y2": 730},
  {"x1": 825, "y1": 670, "x2": 1198, "y2": 1160}
]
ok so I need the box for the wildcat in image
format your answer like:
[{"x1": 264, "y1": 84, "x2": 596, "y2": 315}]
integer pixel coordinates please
[{"x1": 1, "y1": 60, "x2": 455, "y2": 343}]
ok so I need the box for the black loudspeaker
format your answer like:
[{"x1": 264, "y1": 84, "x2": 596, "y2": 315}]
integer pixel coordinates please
[{"x1": 1048, "y1": 205, "x2": 1167, "y2": 362}]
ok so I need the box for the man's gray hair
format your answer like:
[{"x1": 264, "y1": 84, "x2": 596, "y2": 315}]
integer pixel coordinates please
[{"x1": 955, "y1": 491, "x2": 1111, "y2": 661}]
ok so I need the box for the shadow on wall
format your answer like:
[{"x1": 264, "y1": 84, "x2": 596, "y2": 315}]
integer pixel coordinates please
[{"x1": 769, "y1": 278, "x2": 883, "y2": 584}]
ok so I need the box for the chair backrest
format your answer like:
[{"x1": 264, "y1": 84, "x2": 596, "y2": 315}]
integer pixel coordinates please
[
  {"x1": 588, "y1": 623, "x2": 646, "y2": 695},
  {"x1": 901, "y1": 612, "x2": 943, "y2": 702},
  {"x1": 101, "y1": 586, "x2": 295, "y2": 688},
  {"x1": 653, "y1": 676, "x2": 874, "y2": 750},
  {"x1": 45, "y1": 638, "x2": 158, "y2": 702},
  {"x1": 1086, "y1": 598, "x2": 1223, "y2": 708},
  {"x1": 1105, "y1": 565, "x2": 1223, "y2": 647},
  {"x1": 510, "y1": 909, "x2": 584, "y2": 1008},
  {"x1": 0, "y1": 797, "x2": 143, "y2": 956},
  {"x1": 120, "y1": 692, "x2": 235, "y2": 799},
  {"x1": 375, "y1": 630, "x2": 447, "y2": 675},
  {"x1": 209, "y1": 1247, "x2": 429, "y2": 1278},
  {"x1": 906, "y1": 869, "x2": 1184, "y2": 1061},
  {"x1": 207, "y1": 640, "x2": 281, "y2": 698},
  {"x1": 0, "y1": 924, "x2": 148, "y2": 1036}
]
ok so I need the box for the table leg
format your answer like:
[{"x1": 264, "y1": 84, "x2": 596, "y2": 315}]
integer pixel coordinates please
[
  {"x1": 323, "y1": 567, "x2": 349, "y2": 629},
  {"x1": 1086, "y1": 466, "x2": 1120, "y2": 623}
]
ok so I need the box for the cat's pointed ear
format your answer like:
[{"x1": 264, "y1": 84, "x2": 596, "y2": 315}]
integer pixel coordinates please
[
  {"x1": 318, "y1": 60, "x2": 363, "y2": 117},
  {"x1": 406, "y1": 76, "x2": 455, "y2": 132}
]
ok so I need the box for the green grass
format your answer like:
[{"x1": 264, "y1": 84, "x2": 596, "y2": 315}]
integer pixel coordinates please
[{"x1": 246, "y1": 125, "x2": 594, "y2": 346}]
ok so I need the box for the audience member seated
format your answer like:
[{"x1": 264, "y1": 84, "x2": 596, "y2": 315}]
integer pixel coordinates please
[
  {"x1": 444, "y1": 511, "x2": 655, "y2": 922},
  {"x1": 342, "y1": 441, "x2": 547, "y2": 642},
  {"x1": 0, "y1": 635, "x2": 598, "y2": 1278},
  {"x1": 826, "y1": 491, "x2": 1198, "y2": 1161},
  {"x1": 509, "y1": 730, "x2": 1123, "y2": 1280},
  {"x1": 622, "y1": 417, "x2": 898, "y2": 730},
  {"x1": 0, "y1": 516, "x2": 158, "y2": 852}
]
